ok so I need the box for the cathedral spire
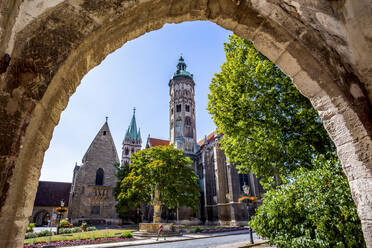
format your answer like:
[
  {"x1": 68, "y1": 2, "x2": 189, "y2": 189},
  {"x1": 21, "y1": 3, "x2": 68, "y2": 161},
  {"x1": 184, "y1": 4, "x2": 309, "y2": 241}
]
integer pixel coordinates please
[
  {"x1": 171, "y1": 55, "x2": 193, "y2": 82},
  {"x1": 122, "y1": 108, "x2": 142, "y2": 166},
  {"x1": 124, "y1": 108, "x2": 141, "y2": 142},
  {"x1": 177, "y1": 55, "x2": 186, "y2": 71}
]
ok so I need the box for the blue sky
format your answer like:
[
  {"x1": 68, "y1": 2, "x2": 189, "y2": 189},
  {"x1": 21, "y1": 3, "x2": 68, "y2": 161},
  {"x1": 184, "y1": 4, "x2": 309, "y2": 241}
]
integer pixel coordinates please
[{"x1": 40, "y1": 21, "x2": 232, "y2": 182}]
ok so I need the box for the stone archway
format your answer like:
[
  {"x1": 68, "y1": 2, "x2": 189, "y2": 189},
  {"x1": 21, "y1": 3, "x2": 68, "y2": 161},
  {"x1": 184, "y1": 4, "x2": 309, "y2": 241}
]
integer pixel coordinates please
[
  {"x1": 33, "y1": 209, "x2": 50, "y2": 227},
  {"x1": 0, "y1": 1, "x2": 371, "y2": 247}
]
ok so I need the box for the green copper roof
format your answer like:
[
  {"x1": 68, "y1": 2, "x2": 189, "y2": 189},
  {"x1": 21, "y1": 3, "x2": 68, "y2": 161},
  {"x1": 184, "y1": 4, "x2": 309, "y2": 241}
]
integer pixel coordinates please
[
  {"x1": 124, "y1": 108, "x2": 141, "y2": 142},
  {"x1": 172, "y1": 56, "x2": 193, "y2": 80}
]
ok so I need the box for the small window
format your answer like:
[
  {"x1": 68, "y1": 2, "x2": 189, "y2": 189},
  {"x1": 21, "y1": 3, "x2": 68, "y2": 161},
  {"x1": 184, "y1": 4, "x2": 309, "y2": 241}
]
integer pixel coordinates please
[
  {"x1": 171, "y1": 108, "x2": 173, "y2": 114},
  {"x1": 91, "y1": 206, "x2": 100, "y2": 215},
  {"x1": 103, "y1": 131, "x2": 106, "y2": 135},
  {"x1": 185, "y1": 105, "x2": 190, "y2": 112},
  {"x1": 176, "y1": 104, "x2": 181, "y2": 112},
  {"x1": 124, "y1": 147, "x2": 129, "y2": 155}
]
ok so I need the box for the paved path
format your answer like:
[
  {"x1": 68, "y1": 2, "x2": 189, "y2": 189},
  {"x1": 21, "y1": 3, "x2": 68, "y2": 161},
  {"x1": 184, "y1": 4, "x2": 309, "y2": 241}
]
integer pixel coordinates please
[
  {"x1": 33, "y1": 227, "x2": 57, "y2": 233},
  {"x1": 67, "y1": 230, "x2": 265, "y2": 248},
  {"x1": 126, "y1": 233, "x2": 262, "y2": 248}
]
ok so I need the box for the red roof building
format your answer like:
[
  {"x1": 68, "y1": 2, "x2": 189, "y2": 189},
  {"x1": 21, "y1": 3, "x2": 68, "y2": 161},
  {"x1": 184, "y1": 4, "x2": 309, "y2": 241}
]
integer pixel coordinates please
[
  {"x1": 146, "y1": 136, "x2": 170, "y2": 148},
  {"x1": 198, "y1": 131, "x2": 217, "y2": 147}
]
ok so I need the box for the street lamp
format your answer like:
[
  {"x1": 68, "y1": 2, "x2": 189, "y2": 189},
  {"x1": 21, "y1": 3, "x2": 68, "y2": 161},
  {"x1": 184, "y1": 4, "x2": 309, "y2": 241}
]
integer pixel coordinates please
[
  {"x1": 242, "y1": 184, "x2": 254, "y2": 244},
  {"x1": 56, "y1": 200, "x2": 66, "y2": 234}
]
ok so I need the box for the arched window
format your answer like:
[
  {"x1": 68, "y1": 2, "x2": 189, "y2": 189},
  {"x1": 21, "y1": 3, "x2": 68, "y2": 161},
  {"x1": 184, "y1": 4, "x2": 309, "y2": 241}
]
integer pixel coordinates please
[
  {"x1": 95, "y1": 168, "x2": 104, "y2": 185},
  {"x1": 184, "y1": 117, "x2": 193, "y2": 138},
  {"x1": 124, "y1": 147, "x2": 129, "y2": 155},
  {"x1": 185, "y1": 117, "x2": 192, "y2": 125}
]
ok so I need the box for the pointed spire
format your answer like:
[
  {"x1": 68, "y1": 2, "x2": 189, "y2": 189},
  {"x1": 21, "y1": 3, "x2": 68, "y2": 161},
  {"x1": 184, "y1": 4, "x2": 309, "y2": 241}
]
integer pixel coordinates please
[{"x1": 124, "y1": 108, "x2": 142, "y2": 143}]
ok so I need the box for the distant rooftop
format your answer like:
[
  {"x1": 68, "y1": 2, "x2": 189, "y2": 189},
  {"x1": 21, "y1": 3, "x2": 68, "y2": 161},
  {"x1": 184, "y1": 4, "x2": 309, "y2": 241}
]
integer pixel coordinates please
[
  {"x1": 34, "y1": 181, "x2": 71, "y2": 207},
  {"x1": 146, "y1": 137, "x2": 170, "y2": 148}
]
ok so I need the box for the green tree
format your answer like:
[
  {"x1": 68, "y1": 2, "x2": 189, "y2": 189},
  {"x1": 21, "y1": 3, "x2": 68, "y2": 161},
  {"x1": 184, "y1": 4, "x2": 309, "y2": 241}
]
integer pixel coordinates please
[
  {"x1": 116, "y1": 145, "x2": 200, "y2": 216},
  {"x1": 113, "y1": 162, "x2": 136, "y2": 220},
  {"x1": 208, "y1": 35, "x2": 335, "y2": 184},
  {"x1": 250, "y1": 156, "x2": 366, "y2": 248}
]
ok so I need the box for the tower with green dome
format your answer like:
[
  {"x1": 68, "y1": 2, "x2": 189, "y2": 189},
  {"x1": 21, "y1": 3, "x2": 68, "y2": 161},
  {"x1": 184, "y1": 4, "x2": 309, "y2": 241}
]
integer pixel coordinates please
[
  {"x1": 169, "y1": 56, "x2": 197, "y2": 153},
  {"x1": 121, "y1": 108, "x2": 142, "y2": 165}
]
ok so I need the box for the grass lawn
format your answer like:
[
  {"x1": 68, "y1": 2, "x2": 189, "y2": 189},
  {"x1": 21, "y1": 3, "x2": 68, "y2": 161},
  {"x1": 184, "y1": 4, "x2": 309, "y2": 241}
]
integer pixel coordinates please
[{"x1": 24, "y1": 229, "x2": 136, "y2": 245}]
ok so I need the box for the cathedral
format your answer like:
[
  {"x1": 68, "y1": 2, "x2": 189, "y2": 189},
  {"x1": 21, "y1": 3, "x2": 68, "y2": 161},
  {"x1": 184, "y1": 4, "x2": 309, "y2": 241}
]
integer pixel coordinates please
[{"x1": 31, "y1": 56, "x2": 264, "y2": 226}]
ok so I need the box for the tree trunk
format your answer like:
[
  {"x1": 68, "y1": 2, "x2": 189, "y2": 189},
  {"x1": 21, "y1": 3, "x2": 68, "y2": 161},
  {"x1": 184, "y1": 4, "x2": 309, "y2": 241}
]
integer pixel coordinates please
[{"x1": 153, "y1": 187, "x2": 161, "y2": 223}]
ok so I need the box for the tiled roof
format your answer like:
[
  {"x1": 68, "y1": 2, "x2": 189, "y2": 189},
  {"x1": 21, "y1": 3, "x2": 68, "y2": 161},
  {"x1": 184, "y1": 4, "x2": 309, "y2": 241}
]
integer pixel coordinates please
[
  {"x1": 147, "y1": 138, "x2": 170, "y2": 147},
  {"x1": 198, "y1": 131, "x2": 217, "y2": 146},
  {"x1": 34, "y1": 181, "x2": 71, "y2": 207}
]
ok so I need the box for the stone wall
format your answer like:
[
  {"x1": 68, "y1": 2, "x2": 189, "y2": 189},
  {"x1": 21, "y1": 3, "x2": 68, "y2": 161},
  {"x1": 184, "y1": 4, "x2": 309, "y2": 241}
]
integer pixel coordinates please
[{"x1": 0, "y1": 0, "x2": 371, "y2": 247}]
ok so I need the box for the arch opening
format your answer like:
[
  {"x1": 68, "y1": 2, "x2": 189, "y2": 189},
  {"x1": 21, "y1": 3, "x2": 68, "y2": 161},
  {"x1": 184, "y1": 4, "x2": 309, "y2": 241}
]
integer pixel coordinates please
[{"x1": 0, "y1": 1, "x2": 371, "y2": 247}]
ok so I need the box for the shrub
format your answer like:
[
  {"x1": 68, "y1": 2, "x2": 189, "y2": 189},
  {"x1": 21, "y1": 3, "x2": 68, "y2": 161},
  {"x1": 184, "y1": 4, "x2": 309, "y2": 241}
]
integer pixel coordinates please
[
  {"x1": 72, "y1": 227, "x2": 81, "y2": 233},
  {"x1": 87, "y1": 226, "x2": 96, "y2": 231},
  {"x1": 26, "y1": 223, "x2": 35, "y2": 233},
  {"x1": 195, "y1": 227, "x2": 202, "y2": 233},
  {"x1": 59, "y1": 219, "x2": 70, "y2": 228},
  {"x1": 250, "y1": 157, "x2": 366, "y2": 248},
  {"x1": 25, "y1": 232, "x2": 37, "y2": 239},
  {"x1": 80, "y1": 222, "x2": 87, "y2": 231},
  {"x1": 62, "y1": 228, "x2": 72, "y2": 234},
  {"x1": 38, "y1": 230, "x2": 52, "y2": 237},
  {"x1": 121, "y1": 231, "x2": 133, "y2": 238}
]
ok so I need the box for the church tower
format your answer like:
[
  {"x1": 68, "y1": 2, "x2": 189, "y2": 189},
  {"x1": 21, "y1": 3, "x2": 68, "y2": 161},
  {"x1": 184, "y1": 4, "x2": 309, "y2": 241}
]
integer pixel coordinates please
[
  {"x1": 169, "y1": 56, "x2": 197, "y2": 153},
  {"x1": 121, "y1": 108, "x2": 142, "y2": 165}
]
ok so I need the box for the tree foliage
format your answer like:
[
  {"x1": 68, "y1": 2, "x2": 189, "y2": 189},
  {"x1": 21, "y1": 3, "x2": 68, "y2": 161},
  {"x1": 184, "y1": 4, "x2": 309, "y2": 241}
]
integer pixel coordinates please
[
  {"x1": 113, "y1": 162, "x2": 134, "y2": 219},
  {"x1": 207, "y1": 35, "x2": 335, "y2": 183},
  {"x1": 250, "y1": 156, "x2": 366, "y2": 248},
  {"x1": 116, "y1": 145, "x2": 200, "y2": 212}
]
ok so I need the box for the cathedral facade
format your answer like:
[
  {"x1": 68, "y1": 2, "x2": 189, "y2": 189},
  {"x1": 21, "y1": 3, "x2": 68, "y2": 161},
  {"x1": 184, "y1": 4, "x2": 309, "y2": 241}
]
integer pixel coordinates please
[{"x1": 33, "y1": 56, "x2": 263, "y2": 226}]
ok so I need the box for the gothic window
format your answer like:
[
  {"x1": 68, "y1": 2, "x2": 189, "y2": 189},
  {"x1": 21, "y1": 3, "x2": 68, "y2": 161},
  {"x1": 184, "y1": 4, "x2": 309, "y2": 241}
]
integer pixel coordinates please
[
  {"x1": 175, "y1": 119, "x2": 182, "y2": 137},
  {"x1": 124, "y1": 161, "x2": 129, "y2": 166},
  {"x1": 95, "y1": 168, "x2": 104, "y2": 185},
  {"x1": 131, "y1": 148, "x2": 134, "y2": 153},
  {"x1": 171, "y1": 108, "x2": 173, "y2": 114},
  {"x1": 124, "y1": 147, "x2": 129, "y2": 155},
  {"x1": 176, "y1": 104, "x2": 181, "y2": 112},
  {"x1": 184, "y1": 117, "x2": 193, "y2": 138},
  {"x1": 91, "y1": 206, "x2": 100, "y2": 215},
  {"x1": 103, "y1": 131, "x2": 106, "y2": 135},
  {"x1": 185, "y1": 117, "x2": 192, "y2": 125},
  {"x1": 185, "y1": 105, "x2": 190, "y2": 112}
]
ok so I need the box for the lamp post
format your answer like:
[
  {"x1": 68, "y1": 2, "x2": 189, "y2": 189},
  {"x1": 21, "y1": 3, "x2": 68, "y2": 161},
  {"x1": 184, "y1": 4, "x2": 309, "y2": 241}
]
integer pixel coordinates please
[
  {"x1": 56, "y1": 200, "x2": 65, "y2": 234},
  {"x1": 242, "y1": 184, "x2": 254, "y2": 244}
]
